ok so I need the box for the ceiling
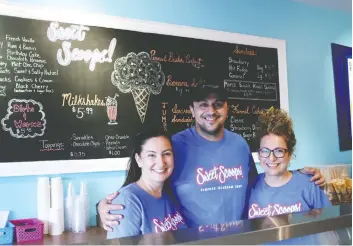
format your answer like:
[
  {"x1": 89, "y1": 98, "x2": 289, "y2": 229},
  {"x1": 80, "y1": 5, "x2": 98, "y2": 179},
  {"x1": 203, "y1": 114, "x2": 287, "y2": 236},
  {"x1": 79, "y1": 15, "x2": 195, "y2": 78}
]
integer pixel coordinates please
[{"x1": 292, "y1": 0, "x2": 352, "y2": 12}]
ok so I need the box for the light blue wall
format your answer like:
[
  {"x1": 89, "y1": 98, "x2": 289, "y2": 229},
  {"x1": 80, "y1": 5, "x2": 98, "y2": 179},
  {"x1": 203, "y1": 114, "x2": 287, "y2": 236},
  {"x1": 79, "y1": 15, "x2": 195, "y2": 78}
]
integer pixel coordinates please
[{"x1": 1, "y1": 0, "x2": 352, "y2": 225}]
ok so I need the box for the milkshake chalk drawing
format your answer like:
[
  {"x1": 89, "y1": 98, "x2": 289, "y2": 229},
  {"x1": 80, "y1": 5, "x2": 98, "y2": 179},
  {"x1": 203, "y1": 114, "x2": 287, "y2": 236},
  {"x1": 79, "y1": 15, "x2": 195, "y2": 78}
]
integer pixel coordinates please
[{"x1": 106, "y1": 93, "x2": 119, "y2": 125}]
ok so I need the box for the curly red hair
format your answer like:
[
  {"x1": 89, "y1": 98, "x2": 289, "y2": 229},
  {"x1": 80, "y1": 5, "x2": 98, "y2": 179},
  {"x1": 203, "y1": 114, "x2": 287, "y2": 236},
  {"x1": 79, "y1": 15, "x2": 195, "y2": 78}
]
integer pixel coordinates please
[{"x1": 256, "y1": 107, "x2": 296, "y2": 155}]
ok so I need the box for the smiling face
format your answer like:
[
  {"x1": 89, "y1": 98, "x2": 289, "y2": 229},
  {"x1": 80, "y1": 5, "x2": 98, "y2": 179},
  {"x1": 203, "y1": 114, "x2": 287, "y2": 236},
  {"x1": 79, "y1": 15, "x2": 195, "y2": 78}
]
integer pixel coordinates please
[
  {"x1": 135, "y1": 136, "x2": 174, "y2": 184},
  {"x1": 258, "y1": 133, "x2": 291, "y2": 177},
  {"x1": 190, "y1": 93, "x2": 228, "y2": 139}
]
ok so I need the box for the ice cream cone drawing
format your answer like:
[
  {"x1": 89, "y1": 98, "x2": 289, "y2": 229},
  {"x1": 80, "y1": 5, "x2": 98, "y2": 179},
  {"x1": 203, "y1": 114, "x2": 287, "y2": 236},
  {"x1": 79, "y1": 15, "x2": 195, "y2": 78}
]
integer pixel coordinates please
[
  {"x1": 111, "y1": 52, "x2": 165, "y2": 123},
  {"x1": 106, "y1": 93, "x2": 119, "y2": 125}
]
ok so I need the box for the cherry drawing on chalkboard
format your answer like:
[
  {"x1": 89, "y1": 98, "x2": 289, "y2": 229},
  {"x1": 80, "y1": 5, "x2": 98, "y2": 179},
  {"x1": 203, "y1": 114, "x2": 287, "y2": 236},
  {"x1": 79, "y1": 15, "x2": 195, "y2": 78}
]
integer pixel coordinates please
[
  {"x1": 1, "y1": 99, "x2": 46, "y2": 138},
  {"x1": 111, "y1": 52, "x2": 165, "y2": 123}
]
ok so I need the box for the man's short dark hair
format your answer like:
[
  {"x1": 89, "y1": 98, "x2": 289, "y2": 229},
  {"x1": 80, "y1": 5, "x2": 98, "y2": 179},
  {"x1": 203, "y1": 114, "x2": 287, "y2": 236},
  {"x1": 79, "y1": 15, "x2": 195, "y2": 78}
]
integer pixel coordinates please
[{"x1": 188, "y1": 84, "x2": 228, "y2": 105}]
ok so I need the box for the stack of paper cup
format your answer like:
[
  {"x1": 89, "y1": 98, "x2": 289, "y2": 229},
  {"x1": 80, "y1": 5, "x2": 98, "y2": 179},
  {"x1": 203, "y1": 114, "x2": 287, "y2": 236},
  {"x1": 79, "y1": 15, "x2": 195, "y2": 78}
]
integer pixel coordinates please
[
  {"x1": 49, "y1": 208, "x2": 63, "y2": 235},
  {"x1": 37, "y1": 177, "x2": 50, "y2": 234},
  {"x1": 50, "y1": 177, "x2": 64, "y2": 235},
  {"x1": 65, "y1": 182, "x2": 75, "y2": 231}
]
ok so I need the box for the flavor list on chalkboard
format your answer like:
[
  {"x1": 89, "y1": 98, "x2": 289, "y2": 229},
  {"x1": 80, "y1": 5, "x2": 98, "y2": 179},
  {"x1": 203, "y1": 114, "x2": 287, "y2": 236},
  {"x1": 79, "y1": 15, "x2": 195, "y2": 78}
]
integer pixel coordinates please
[
  {"x1": 0, "y1": 34, "x2": 57, "y2": 95},
  {"x1": 223, "y1": 46, "x2": 279, "y2": 148},
  {"x1": 0, "y1": 14, "x2": 280, "y2": 163},
  {"x1": 67, "y1": 133, "x2": 130, "y2": 158}
]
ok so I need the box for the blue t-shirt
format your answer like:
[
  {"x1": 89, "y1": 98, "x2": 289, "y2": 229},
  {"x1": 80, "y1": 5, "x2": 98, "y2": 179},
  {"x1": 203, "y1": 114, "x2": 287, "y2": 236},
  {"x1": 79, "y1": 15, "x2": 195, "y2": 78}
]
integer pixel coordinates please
[
  {"x1": 171, "y1": 127, "x2": 258, "y2": 227},
  {"x1": 249, "y1": 171, "x2": 332, "y2": 245},
  {"x1": 107, "y1": 183, "x2": 187, "y2": 239},
  {"x1": 248, "y1": 171, "x2": 331, "y2": 218}
]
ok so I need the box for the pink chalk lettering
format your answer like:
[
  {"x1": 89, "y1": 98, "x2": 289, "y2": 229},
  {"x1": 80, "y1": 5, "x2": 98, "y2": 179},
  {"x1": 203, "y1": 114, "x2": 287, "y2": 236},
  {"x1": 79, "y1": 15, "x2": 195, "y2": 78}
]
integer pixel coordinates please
[
  {"x1": 12, "y1": 103, "x2": 35, "y2": 120},
  {"x1": 14, "y1": 120, "x2": 42, "y2": 129},
  {"x1": 2, "y1": 99, "x2": 46, "y2": 139}
]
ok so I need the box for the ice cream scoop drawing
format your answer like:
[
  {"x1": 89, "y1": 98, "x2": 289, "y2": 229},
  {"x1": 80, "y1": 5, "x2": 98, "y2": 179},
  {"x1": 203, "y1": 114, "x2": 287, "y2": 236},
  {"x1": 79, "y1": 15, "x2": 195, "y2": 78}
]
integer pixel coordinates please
[{"x1": 111, "y1": 52, "x2": 165, "y2": 123}]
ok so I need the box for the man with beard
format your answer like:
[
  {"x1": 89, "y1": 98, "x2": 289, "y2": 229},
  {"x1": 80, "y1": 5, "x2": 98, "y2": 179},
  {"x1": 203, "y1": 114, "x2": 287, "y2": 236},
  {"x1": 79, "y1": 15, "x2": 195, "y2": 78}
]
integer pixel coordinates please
[{"x1": 97, "y1": 84, "x2": 325, "y2": 230}]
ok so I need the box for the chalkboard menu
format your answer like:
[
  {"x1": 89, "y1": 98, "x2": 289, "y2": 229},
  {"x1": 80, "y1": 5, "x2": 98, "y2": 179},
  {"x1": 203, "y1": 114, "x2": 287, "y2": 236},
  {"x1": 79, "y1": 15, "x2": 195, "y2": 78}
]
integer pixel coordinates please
[{"x1": 0, "y1": 7, "x2": 287, "y2": 174}]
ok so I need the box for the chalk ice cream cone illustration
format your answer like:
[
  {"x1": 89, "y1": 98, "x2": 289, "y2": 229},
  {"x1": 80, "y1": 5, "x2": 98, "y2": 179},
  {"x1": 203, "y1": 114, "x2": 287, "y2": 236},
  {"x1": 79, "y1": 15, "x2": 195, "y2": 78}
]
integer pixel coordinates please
[{"x1": 111, "y1": 52, "x2": 165, "y2": 123}]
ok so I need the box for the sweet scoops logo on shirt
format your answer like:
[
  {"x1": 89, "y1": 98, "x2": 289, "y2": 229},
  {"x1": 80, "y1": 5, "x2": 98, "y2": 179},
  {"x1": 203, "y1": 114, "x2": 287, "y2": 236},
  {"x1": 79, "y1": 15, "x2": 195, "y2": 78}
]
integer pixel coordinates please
[
  {"x1": 248, "y1": 202, "x2": 302, "y2": 219},
  {"x1": 196, "y1": 164, "x2": 244, "y2": 192},
  {"x1": 153, "y1": 211, "x2": 185, "y2": 233}
]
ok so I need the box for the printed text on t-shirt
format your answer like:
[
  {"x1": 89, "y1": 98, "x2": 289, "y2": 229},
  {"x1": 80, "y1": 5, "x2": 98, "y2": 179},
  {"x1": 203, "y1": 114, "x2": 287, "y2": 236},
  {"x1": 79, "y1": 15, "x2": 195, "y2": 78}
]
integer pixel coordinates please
[
  {"x1": 196, "y1": 165, "x2": 243, "y2": 185},
  {"x1": 153, "y1": 211, "x2": 185, "y2": 232},
  {"x1": 248, "y1": 202, "x2": 302, "y2": 218}
]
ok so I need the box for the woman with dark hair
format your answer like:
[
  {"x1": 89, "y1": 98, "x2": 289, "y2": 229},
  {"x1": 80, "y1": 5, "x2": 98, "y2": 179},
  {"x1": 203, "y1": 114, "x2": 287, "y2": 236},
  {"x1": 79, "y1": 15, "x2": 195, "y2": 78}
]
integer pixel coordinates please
[{"x1": 107, "y1": 129, "x2": 186, "y2": 239}]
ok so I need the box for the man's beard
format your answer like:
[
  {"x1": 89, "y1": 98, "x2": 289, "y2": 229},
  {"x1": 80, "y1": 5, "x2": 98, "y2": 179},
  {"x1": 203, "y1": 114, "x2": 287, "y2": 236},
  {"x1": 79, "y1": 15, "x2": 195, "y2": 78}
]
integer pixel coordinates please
[{"x1": 197, "y1": 122, "x2": 223, "y2": 136}]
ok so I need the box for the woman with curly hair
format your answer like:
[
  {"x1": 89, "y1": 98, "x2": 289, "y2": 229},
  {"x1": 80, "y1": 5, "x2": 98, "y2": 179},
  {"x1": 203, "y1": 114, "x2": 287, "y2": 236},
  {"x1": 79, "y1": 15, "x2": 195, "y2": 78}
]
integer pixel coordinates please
[{"x1": 248, "y1": 107, "x2": 333, "y2": 244}]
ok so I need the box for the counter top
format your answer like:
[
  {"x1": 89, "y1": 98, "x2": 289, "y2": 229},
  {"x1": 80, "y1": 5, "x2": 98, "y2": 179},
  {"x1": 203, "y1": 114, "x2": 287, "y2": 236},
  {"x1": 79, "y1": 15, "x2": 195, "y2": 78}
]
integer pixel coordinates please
[
  {"x1": 14, "y1": 204, "x2": 352, "y2": 245},
  {"x1": 14, "y1": 227, "x2": 106, "y2": 245}
]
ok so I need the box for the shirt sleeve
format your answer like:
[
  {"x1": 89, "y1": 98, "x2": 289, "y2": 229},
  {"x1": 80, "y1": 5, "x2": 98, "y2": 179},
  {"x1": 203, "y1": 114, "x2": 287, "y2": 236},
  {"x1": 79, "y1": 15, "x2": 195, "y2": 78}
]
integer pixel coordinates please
[
  {"x1": 106, "y1": 193, "x2": 142, "y2": 239},
  {"x1": 242, "y1": 153, "x2": 259, "y2": 219},
  {"x1": 309, "y1": 180, "x2": 332, "y2": 209}
]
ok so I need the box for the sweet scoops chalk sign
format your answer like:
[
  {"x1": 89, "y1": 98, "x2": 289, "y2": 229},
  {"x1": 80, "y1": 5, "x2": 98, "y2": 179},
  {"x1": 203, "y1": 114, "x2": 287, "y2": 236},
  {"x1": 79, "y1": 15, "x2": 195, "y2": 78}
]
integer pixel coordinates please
[{"x1": 0, "y1": 3, "x2": 288, "y2": 176}]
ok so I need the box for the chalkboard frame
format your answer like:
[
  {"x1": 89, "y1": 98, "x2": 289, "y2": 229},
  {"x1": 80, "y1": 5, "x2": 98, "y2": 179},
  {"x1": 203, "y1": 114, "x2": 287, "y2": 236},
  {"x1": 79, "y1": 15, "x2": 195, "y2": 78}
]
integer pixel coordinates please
[{"x1": 0, "y1": 2, "x2": 289, "y2": 177}]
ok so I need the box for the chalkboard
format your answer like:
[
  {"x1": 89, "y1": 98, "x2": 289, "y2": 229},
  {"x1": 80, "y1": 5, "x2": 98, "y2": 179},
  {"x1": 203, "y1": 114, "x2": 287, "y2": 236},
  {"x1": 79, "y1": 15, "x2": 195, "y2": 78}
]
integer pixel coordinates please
[{"x1": 0, "y1": 3, "x2": 288, "y2": 176}]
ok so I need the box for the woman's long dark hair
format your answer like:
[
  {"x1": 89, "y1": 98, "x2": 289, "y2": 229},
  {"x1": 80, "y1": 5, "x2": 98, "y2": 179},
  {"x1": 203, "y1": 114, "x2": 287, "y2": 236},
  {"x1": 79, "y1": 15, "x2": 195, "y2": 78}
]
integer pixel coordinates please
[{"x1": 121, "y1": 128, "x2": 177, "y2": 203}]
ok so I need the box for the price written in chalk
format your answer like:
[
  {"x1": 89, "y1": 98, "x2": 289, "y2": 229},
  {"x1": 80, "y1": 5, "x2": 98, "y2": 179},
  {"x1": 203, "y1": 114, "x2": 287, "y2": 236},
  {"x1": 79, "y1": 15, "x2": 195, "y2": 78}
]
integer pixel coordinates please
[
  {"x1": 257, "y1": 64, "x2": 276, "y2": 81},
  {"x1": 16, "y1": 128, "x2": 32, "y2": 134},
  {"x1": 243, "y1": 92, "x2": 253, "y2": 97},
  {"x1": 72, "y1": 106, "x2": 93, "y2": 119},
  {"x1": 257, "y1": 73, "x2": 276, "y2": 81},
  {"x1": 109, "y1": 150, "x2": 120, "y2": 156},
  {"x1": 70, "y1": 151, "x2": 86, "y2": 157}
]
